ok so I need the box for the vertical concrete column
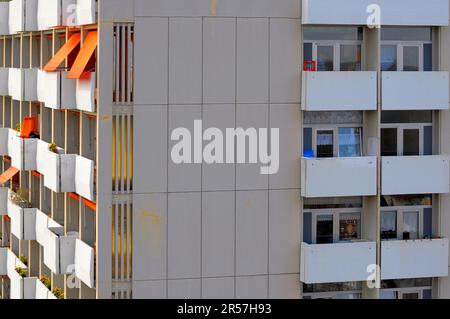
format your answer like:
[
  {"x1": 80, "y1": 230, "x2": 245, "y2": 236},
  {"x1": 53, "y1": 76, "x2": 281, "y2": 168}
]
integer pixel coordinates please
[
  {"x1": 362, "y1": 26, "x2": 381, "y2": 300},
  {"x1": 28, "y1": 240, "x2": 40, "y2": 277}
]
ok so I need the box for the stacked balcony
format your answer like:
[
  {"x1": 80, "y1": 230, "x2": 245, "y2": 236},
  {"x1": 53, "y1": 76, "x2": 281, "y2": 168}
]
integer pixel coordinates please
[{"x1": 0, "y1": 0, "x2": 96, "y2": 35}]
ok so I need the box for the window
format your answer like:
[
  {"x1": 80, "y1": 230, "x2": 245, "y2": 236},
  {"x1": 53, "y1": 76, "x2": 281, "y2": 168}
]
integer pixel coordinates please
[
  {"x1": 304, "y1": 27, "x2": 363, "y2": 72},
  {"x1": 381, "y1": 124, "x2": 432, "y2": 156},
  {"x1": 304, "y1": 126, "x2": 363, "y2": 158},
  {"x1": 380, "y1": 27, "x2": 432, "y2": 72},
  {"x1": 304, "y1": 208, "x2": 362, "y2": 244},
  {"x1": 339, "y1": 128, "x2": 362, "y2": 157},
  {"x1": 380, "y1": 206, "x2": 431, "y2": 240}
]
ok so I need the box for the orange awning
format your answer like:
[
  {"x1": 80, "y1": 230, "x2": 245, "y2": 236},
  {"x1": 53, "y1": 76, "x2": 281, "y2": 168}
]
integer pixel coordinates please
[
  {"x1": 0, "y1": 167, "x2": 19, "y2": 185},
  {"x1": 43, "y1": 34, "x2": 81, "y2": 72},
  {"x1": 67, "y1": 31, "x2": 98, "y2": 79},
  {"x1": 20, "y1": 116, "x2": 39, "y2": 138}
]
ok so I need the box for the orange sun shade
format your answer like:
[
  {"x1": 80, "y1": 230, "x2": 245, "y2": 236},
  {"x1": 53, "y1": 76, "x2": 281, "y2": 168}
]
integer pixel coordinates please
[
  {"x1": 20, "y1": 116, "x2": 39, "y2": 138},
  {"x1": 0, "y1": 167, "x2": 19, "y2": 185},
  {"x1": 67, "y1": 31, "x2": 98, "y2": 79},
  {"x1": 43, "y1": 33, "x2": 81, "y2": 72}
]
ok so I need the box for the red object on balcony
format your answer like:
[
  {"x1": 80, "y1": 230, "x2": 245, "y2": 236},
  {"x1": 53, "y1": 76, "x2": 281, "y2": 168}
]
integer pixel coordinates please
[
  {"x1": 20, "y1": 116, "x2": 39, "y2": 138},
  {"x1": 0, "y1": 167, "x2": 19, "y2": 185},
  {"x1": 304, "y1": 60, "x2": 317, "y2": 71}
]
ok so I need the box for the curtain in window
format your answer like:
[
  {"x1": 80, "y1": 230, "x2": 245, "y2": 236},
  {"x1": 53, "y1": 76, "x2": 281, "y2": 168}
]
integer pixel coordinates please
[{"x1": 339, "y1": 128, "x2": 361, "y2": 157}]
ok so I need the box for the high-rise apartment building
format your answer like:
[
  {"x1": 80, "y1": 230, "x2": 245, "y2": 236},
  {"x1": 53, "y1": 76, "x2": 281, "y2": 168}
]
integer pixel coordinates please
[{"x1": 1, "y1": 0, "x2": 450, "y2": 300}]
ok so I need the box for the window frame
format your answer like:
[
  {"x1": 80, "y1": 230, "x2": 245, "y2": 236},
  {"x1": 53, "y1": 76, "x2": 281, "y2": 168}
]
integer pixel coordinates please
[
  {"x1": 380, "y1": 123, "x2": 432, "y2": 156},
  {"x1": 304, "y1": 40, "x2": 364, "y2": 72},
  {"x1": 305, "y1": 208, "x2": 362, "y2": 244},
  {"x1": 380, "y1": 41, "x2": 432, "y2": 71},
  {"x1": 380, "y1": 205, "x2": 432, "y2": 240}
]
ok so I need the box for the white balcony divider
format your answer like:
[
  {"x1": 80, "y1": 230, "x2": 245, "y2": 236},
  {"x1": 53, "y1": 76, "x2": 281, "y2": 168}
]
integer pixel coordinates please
[
  {"x1": 0, "y1": 3, "x2": 9, "y2": 35},
  {"x1": 381, "y1": 156, "x2": 450, "y2": 195},
  {"x1": 302, "y1": 0, "x2": 449, "y2": 26},
  {"x1": 7, "y1": 129, "x2": 38, "y2": 171},
  {"x1": 8, "y1": 68, "x2": 38, "y2": 102},
  {"x1": 75, "y1": 155, "x2": 95, "y2": 201},
  {"x1": 7, "y1": 190, "x2": 37, "y2": 241},
  {"x1": 381, "y1": 239, "x2": 449, "y2": 280},
  {"x1": 300, "y1": 241, "x2": 377, "y2": 284},
  {"x1": 382, "y1": 72, "x2": 449, "y2": 110},
  {"x1": 75, "y1": 239, "x2": 95, "y2": 288},
  {"x1": 37, "y1": 70, "x2": 77, "y2": 109},
  {"x1": 301, "y1": 71, "x2": 377, "y2": 111},
  {"x1": 0, "y1": 68, "x2": 9, "y2": 95},
  {"x1": 76, "y1": 72, "x2": 96, "y2": 112},
  {"x1": 76, "y1": 0, "x2": 96, "y2": 25},
  {"x1": 301, "y1": 157, "x2": 377, "y2": 198},
  {"x1": 9, "y1": 0, "x2": 38, "y2": 34}
]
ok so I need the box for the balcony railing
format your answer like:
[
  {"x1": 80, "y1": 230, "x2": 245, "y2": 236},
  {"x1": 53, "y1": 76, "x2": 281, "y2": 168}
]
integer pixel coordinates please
[
  {"x1": 300, "y1": 241, "x2": 377, "y2": 284},
  {"x1": 8, "y1": 68, "x2": 38, "y2": 102},
  {"x1": 0, "y1": 67, "x2": 8, "y2": 96},
  {"x1": 382, "y1": 72, "x2": 449, "y2": 110},
  {"x1": 381, "y1": 156, "x2": 450, "y2": 195},
  {"x1": 381, "y1": 239, "x2": 449, "y2": 280},
  {"x1": 301, "y1": 156, "x2": 377, "y2": 198},
  {"x1": 302, "y1": 0, "x2": 449, "y2": 26},
  {"x1": 301, "y1": 71, "x2": 377, "y2": 111}
]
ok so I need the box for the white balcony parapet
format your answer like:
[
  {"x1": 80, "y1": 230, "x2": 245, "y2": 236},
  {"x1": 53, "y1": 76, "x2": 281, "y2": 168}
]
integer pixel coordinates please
[
  {"x1": 0, "y1": 187, "x2": 8, "y2": 216},
  {"x1": 37, "y1": 0, "x2": 79, "y2": 30},
  {"x1": 0, "y1": 68, "x2": 8, "y2": 96},
  {"x1": 7, "y1": 129, "x2": 38, "y2": 171},
  {"x1": 37, "y1": 70, "x2": 77, "y2": 109},
  {"x1": 9, "y1": 0, "x2": 38, "y2": 34},
  {"x1": 34, "y1": 279, "x2": 58, "y2": 299},
  {"x1": 300, "y1": 241, "x2": 377, "y2": 284},
  {"x1": 382, "y1": 72, "x2": 449, "y2": 110},
  {"x1": 7, "y1": 189, "x2": 37, "y2": 241},
  {"x1": 301, "y1": 71, "x2": 377, "y2": 111},
  {"x1": 381, "y1": 239, "x2": 449, "y2": 280},
  {"x1": 76, "y1": 72, "x2": 96, "y2": 112},
  {"x1": 76, "y1": 0, "x2": 96, "y2": 26},
  {"x1": 301, "y1": 156, "x2": 377, "y2": 198},
  {"x1": 75, "y1": 239, "x2": 95, "y2": 288},
  {"x1": 302, "y1": 0, "x2": 449, "y2": 26},
  {"x1": 381, "y1": 156, "x2": 450, "y2": 195},
  {"x1": 75, "y1": 155, "x2": 95, "y2": 201},
  {"x1": 8, "y1": 68, "x2": 38, "y2": 102},
  {"x1": 0, "y1": 2, "x2": 9, "y2": 35}
]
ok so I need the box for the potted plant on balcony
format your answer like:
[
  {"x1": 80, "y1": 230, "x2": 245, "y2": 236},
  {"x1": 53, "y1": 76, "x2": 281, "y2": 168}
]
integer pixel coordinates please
[
  {"x1": 15, "y1": 267, "x2": 27, "y2": 278},
  {"x1": 9, "y1": 191, "x2": 32, "y2": 209},
  {"x1": 48, "y1": 143, "x2": 59, "y2": 154},
  {"x1": 19, "y1": 255, "x2": 28, "y2": 266},
  {"x1": 40, "y1": 275, "x2": 51, "y2": 290},
  {"x1": 52, "y1": 288, "x2": 64, "y2": 300}
]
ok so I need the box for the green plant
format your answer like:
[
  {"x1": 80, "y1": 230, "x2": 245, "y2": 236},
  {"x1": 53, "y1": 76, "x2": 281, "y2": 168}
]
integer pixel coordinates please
[
  {"x1": 15, "y1": 123, "x2": 21, "y2": 132},
  {"x1": 52, "y1": 287, "x2": 64, "y2": 300},
  {"x1": 15, "y1": 267, "x2": 27, "y2": 278},
  {"x1": 40, "y1": 275, "x2": 52, "y2": 290},
  {"x1": 48, "y1": 143, "x2": 59, "y2": 154},
  {"x1": 19, "y1": 255, "x2": 28, "y2": 266}
]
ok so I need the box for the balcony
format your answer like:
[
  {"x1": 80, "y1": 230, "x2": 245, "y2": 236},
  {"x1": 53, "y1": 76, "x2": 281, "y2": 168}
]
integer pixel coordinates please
[
  {"x1": 75, "y1": 0, "x2": 96, "y2": 26},
  {"x1": 300, "y1": 241, "x2": 377, "y2": 284},
  {"x1": 6, "y1": 129, "x2": 38, "y2": 171},
  {"x1": 301, "y1": 71, "x2": 377, "y2": 111},
  {"x1": 7, "y1": 190, "x2": 37, "y2": 241},
  {"x1": 8, "y1": 0, "x2": 38, "y2": 34},
  {"x1": 37, "y1": 70, "x2": 77, "y2": 110},
  {"x1": 301, "y1": 157, "x2": 377, "y2": 198},
  {"x1": 381, "y1": 239, "x2": 449, "y2": 280},
  {"x1": 0, "y1": 68, "x2": 8, "y2": 96},
  {"x1": 0, "y1": 2, "x2": 8, "y2": 35},
  {"x1": 0, "y1": 248, "x2": 34, "y2": 299},
  {"x1": 302, "y1": 0, "x2": 449, "y2": 26},
  {"x1": 382, "y1": 72, "x2": 449, "y2": 110},
  {"x1": 381, "y1": 156, "x2": 450, "y2": 195},
  {"x1": 8, "y1": 68, "x2": 38, "y2": 102},
  {"x1": 76, "y1": 72, "x2": 96, "y2": 112}
]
